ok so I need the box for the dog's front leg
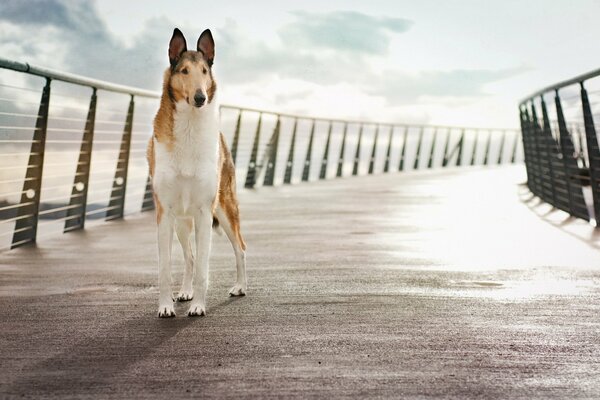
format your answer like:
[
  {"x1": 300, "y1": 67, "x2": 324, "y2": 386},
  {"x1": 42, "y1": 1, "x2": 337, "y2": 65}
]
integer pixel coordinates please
[
  {"x1": 157, "y1": 213, "x2": 176, "y2": 318},
  {"x1": 187, "y1": 207, "x2": 212, "y2": 316}
]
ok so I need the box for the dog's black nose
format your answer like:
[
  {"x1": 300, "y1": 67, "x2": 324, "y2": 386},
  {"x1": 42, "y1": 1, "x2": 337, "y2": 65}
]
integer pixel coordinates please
[{"x1": 194, "y1": 91, "x2": 206, "y2": 107}]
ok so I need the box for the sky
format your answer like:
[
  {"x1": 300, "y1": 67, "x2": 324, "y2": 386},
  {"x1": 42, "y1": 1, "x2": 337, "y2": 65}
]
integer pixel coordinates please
[{"x1": 1, "y1": 0, "x2": 599, "y2": 129}]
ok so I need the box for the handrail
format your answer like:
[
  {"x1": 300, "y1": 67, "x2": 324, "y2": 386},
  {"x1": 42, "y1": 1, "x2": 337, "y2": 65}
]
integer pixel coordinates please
[
  {"x1": 520, "y1": 66, "x2": 600, "y2": 104},
  {"x1": 0, "y1": 57, "x2": 160, "y2": 98},
  {"x1": 0, "y1": 56, "x2": 516, "y2": 132}
]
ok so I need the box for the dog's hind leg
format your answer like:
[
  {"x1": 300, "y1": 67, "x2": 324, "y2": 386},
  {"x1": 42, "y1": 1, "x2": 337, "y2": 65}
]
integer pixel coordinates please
[
  {"x1": 215, "y1": 205, "x2": 247, "y2": 296},
  {"x1": 175, "y1": 217, "x2": 195, "y2": 302}
]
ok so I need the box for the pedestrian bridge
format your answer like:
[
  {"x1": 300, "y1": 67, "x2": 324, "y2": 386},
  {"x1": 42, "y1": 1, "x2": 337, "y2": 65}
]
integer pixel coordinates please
[{"x1": 1, "y1": 58, "x2": 600, "y2": 398}]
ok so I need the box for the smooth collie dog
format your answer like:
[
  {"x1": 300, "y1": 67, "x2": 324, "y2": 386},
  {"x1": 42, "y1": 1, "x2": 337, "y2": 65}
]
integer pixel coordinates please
[{"x1": 147, "y1": 28, "x2": 247, "y2": 318}]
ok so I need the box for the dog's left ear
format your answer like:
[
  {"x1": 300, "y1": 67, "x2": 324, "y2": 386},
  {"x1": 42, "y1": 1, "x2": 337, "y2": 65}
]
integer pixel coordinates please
[{"x1": 197, "y1": 29, "x2": 215, "y2": 67}]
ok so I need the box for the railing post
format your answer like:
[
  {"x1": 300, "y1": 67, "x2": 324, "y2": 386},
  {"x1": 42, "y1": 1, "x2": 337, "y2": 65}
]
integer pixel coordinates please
[
  {"x1": 352, "y1": 124, "x2": 364, "y2": 176},
  {"x1": 141, "y1": 174, "x2": 154, "y2": 211},
  {"x1": 510, "y1": 130, "x2": 519, "y2": 164},
  {"x1": 283, "y1": 118, "x2": 298, "y2": 184},
  {"x1": 398, "y1": 126, "x2": 408, "y2": 171},
  {"x1": 106, "y1": 95, "x2": 134, "y2": 221},
  {"x1": 244, "y1": 113, "x2": 262, "y2": 188},
  {"x1": 302, "y1": 120, "x2": 316, "y2": 182},
  {"x1": 64, "y1": 88, "x2": 97, "y2": 232},
  {"x1": 383, "y1": 125, "x2": 394, "y2": 173},
  {"x1": 496, "y1": 130, "x2": 506, "y2": 165},
  {"x1": 531, "y1": 101, "x2": 556, "y2": 206},
  {"x1": 413, "y1": 127, "x2": 424, "y2": 170},
  {"x1": 11, "y1": 78, "x2": 51, "y2": 249},
  {"x1": 427, "y1": 128, "x2": 438, "y2": 169},
  {"x1": 555, "y1": 90, "x2": 589, "y2": 221},
  {"x1": 482, "y1": 130, "x2": 492, "y2": 166},
  {"x1": 470, "y1": 130, "x2": 479, "y2": 166},
  {"x1": 368, "y1": 124, "x2": 380, "y2": 175},
  {"x1": 319, "y1": 121, "x2": 333, "y2": 180},
  {"x1": 230, "y1": 110, "x2": 242, "y2": 165},
  {"x1": 519, "y1": 107, "x2": 534, "y2": 193},
  {"x1": 455, "y1": 129, "x2": 465, "y2": 167},
  {"x1": 336, "y1": 122, "x2": 348, "y2": 177},
  {"x1": 580, "y1": 82, "x2": 600, "y2": 224},
  {"x1": 540, "y1": 96, "x2": 561, "y2": 207},
  {"x1": 263, "y1": 116, "x2": 281, "y2": 186},
  {"x1": 441, "y1": 129, "x2": 451, "y2": 167},
  {"x1": 523, "y1": 107, "x2": 541, "y2": 197}
]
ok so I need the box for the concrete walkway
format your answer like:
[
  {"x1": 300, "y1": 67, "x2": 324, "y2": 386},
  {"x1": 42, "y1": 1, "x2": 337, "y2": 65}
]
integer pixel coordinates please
[{"x1": 1, "y1": 167, "x2": 599, "y2": 399}]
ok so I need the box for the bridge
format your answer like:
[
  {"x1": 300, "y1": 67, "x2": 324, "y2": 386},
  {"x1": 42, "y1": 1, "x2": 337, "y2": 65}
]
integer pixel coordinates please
[{"x1": 1, "y1": 58, "x2": 600, "y2": 398}]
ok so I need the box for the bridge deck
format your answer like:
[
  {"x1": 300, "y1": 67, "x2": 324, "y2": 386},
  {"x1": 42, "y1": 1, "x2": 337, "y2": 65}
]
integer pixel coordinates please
[{"x1": 1, "y1": 167, "x2": 600, "y2": 399}]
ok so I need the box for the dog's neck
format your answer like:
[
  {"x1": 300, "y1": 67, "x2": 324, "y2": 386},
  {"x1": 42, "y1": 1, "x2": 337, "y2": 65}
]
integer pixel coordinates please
[{"x1": 172, "y1": 95, "x2": 219, "y2": 141}]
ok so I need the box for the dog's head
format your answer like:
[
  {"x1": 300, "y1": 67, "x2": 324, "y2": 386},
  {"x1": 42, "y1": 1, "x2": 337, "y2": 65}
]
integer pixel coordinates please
[{"x1": 167, "y1": 28, "x2": 216, "y2": 108}]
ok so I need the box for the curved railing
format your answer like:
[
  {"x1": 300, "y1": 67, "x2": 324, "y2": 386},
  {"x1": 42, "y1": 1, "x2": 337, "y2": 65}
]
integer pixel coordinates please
[
  {"x1": 0, "y1": 57, "x2": 522, "y2": 250},
  {"x1": 519, "y1": 68, "x2": 600, "y2": 225}
]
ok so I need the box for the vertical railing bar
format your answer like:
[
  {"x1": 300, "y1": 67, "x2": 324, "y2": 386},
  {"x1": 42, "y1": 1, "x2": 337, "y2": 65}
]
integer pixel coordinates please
[
  {"x1": 64, "y1": 88, "x2": 97, "y2": 232},
  {"x1": 482, "y1": 130, "x2": 492, "y2": 166},
  {"x1": 11, "y1": 78, "x2": 51, "y2": 249},
  {"x1": 352, "y1": 124, "x2": 364, "y2": 176},
  {"x1": 496, "y1": 130, "x2": 506, "y2": 165},
  {"x1": 383, "y1": 125, "x2": 394, "y2": 173},
  {"x1": 455, "y1": 129, "x2": 465, "y2": 167},
  {"x1": 336, "y1": 122, "x2": 348, "y2": 178},
  {"x1": 470, "y1": 130, "x2": 479, "y2": 166},
  {"x1": 244, "y1": 112, "x2": 262, "y2": 188},
  {"x1": 442, "y1": 128, "x2": 452, "y2": 167},
  {"x1": 398, "y1": 126, "x2": 409, "y2": 171},
  {"x1": 302, "y1": 119, "x2": 316, "y2": 182},
  {"x1": 427, "y1": 128, "x2": 438, "y2": 169},
  {"x1": 580, "y1": 82, "x2": 600, "y2": 225},
  {"x1": 413, "y1": 126, "x2": 424, "y2": 170},
  {"x1": 510, "y1": 130, "x2": 519, "y2": 164},
  {"x1": 283, "y1": 117, "x2": 298, "y2": 184},
  {"x1": 106, "y1": 95, "x2": 134, "y2": 220},
  {"x1": 230, "y1": 109, "x2": 242, "y2": 165},
  {"x1": 368, "y1": 124, "x2": 380, "y2": 175},
  {"x1": 263, "y1": 116, "x2": 281, "y2": 186},
  {"x1": 319, "y1": 121, "x2": 333, "y2": 180},
  {"x1": 555, "y1": 89, "x2": 589, "y2": 220}
]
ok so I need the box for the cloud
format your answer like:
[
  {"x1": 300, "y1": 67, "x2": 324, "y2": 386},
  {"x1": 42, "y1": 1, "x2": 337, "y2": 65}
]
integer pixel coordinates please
[
  {"x1": 279, "y1": 10, "x2": 413, "y2": 55},
  {"x1": 0, "y1": 1, "x2": 526, "y2": 125}
]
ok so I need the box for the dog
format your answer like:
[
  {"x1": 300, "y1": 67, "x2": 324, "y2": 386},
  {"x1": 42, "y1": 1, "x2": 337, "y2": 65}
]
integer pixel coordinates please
[{"x1": 147, "y1": 28, "x2": 247, "y2": 318}]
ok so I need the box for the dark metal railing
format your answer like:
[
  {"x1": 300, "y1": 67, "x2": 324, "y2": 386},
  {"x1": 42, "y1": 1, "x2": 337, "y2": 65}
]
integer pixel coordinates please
[
  {"x1": 519, "y1": 67, "x2": 600, "y2": 225},
  {"x1": 0, "y1": 57, "x2": 522, "y2": 251}
]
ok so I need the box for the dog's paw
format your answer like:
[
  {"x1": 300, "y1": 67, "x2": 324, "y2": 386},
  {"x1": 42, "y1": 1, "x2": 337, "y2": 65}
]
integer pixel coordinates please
[
  {"x1": 228, "y1": 284, "x2": 247, "y2": 297},
  {"x1": 187, "y1": 304, "x2": 206, "y2": 317},
  {"x1": 157, "y1": 304, "x2": 176, "y2": 318},
  {"x1": 176, "y1": 290, "x2": 193, "y2": 302}
]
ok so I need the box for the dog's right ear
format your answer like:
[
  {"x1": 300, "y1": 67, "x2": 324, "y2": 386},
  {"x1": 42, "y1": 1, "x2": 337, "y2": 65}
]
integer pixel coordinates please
[{"x1": 169, "y1": 28, "x2": 187, "y2": 68}]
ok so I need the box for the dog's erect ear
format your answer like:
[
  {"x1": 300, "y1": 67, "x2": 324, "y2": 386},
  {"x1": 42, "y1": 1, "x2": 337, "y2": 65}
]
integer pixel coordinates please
[
  {"x1": 197, "y1": 29, "x2": 215, "y2": 67},
  {"x1": 169, "y1": 28, "x2": 187, "y2": 67}
]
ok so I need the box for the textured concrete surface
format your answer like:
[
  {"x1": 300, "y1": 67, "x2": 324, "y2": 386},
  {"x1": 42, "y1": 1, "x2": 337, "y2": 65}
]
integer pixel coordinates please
[{"x1": 1, "y1": 166, "x2": 600, "y2": 399}]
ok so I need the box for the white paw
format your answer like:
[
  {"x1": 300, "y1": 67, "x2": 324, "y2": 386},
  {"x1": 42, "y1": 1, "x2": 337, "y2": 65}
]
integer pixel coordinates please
[
  {"x1": 176, "y1": 290, "x2": 193, "y2": 302},
  {"x1": 228, "y1": 284, "x2": 247, "y2": 297},
  {"x1": 187, "y1": 304, "x2": 206, "y2": 317},
  {"x1": 157, "y1": 303, "x2": 176, "y2": 318}
]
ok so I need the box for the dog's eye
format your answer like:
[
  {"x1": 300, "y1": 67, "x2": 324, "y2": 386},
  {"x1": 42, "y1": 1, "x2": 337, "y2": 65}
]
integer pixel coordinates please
[
  {"x1": 181, "y1": 68, "x2": 189, "y2": 75},
  {"x1": 203, "y1": 68, "x2": 207, "y2": 74}
]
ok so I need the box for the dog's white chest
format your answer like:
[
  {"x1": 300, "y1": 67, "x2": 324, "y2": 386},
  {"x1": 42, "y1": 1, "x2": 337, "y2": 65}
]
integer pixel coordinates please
[{"x1": 153, "y1": 103, "x2": 220, "y2": 215}]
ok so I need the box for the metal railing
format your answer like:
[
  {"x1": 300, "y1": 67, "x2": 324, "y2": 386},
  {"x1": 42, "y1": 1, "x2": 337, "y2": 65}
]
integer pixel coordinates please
[
  {"x1": 519, "y1": 67, "x2": 600, "y2": 225},
  {"x1": 0, "y1": 57, "x2": 522, "y2": 250}
]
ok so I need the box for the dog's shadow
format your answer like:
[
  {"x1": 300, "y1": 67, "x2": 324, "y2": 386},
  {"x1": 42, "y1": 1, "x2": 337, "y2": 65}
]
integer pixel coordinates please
[{"x1": 7, "y1": 296, "x2": 244, "y2": 397}]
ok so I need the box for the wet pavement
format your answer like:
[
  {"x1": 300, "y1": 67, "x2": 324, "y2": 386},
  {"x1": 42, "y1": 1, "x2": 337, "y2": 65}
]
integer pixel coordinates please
[{"x1": 1, "y1": 166, "x2": 599, "y2": 399}]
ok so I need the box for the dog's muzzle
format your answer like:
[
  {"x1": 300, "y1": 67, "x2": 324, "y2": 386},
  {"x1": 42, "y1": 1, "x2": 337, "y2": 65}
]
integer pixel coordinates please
[{"x1": 194, "y1": 91, "x2": 206, "y2": 107}]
